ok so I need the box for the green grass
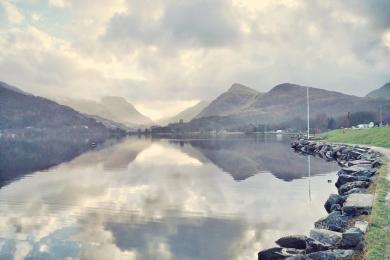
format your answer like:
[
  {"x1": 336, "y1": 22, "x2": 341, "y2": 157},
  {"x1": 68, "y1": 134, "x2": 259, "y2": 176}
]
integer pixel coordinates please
[
  {"x1": 365, "y1": 160, "x2": 390, "y2": 259},
  {"x1": 321, "y1": 127, "x2": 390, "y2": 148}
]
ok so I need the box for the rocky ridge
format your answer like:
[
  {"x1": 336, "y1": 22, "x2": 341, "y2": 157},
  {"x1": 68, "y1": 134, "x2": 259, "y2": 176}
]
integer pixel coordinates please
[{"x1": 258, "y1": 139, "x2": 383, "y2": 259}]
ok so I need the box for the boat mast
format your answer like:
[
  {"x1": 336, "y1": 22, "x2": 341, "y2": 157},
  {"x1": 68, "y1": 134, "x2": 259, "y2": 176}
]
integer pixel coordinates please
[{"x1": 307, "y1": 87, "x2": 310, "y2": 139}]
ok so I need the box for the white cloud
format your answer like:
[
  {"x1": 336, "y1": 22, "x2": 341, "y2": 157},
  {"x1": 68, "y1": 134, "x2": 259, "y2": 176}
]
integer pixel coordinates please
[
  {"x1": 48, "y1": 0, "x2": 70, "y2": 8},
  {"x1": 1, "y1": 1, "x2": 24, "y2": 24},
  {"x1": 0, "y1": 0, "x2": 389, "y2": 118}
]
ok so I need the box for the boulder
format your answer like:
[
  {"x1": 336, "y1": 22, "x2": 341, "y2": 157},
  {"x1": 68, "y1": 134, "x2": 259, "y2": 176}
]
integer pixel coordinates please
[
  {"x1": 354, "y1": 220, "x2": 369, "y2": 233},
  {"x1": 341, "y1": 165, "x2": 372, "y2": 173},
  {"x1": 275, "y1": 235, "x2": 307, "y2": 249},
  {"x1": 324, "y1": 194, "x2": 345, "y2": 213},
  {"x1": 306, "y1": 238, "x2": 330, "y2": 253},
  {"x1": 309, "y1": 229, "x2": 342, "y2": 246},
  {"x1": 258, "y1": 247, "x2": 304, "y2": 260},
  {"x1": 343, "y1": 193, "x2": 374, "y2": 217},
  {"x1": 340, "y1": 227, "x2": 364, "y2": 249},
  {"x1": 338, "y1": 181, "x2": 371, "y2": 195},
  {"x1": 314, "y1": 211, "x2": 349, "y2": 232},
  {"x1": 347, "y1": 160, "x2": 373, "y2": 166},
  {"x1": 343, "y1": 187, "x2": 367, "y2": 196},
  {"x1": 372, "y1": 159, "x2": 382, "y2": 168},
  {"x1": 330, "y1": 204, "x2": 342, "y2": 212},
  {"x1": 306, "y1": 250, "x2": 355, "y2": 259},
  {"x1": 335, "y1": 174, "x2": 371, "y2": 188}
]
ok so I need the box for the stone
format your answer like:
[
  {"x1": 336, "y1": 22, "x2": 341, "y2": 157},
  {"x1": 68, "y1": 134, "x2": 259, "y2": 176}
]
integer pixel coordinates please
[
  {"x1": 338, "y1": 181, "x2": 371, "y2": 195},
  {"x1": 343, "y1": 193, "x2": 374, "y2": 217},
  {"x1": 330, "y1": 204, "x2": 342, "y2": 212},
  {"x1": 342, "y1": 188, "x2": 367, "y2": 196},
  {"x1": 307, "y1": 249, "x2": 355, "y2": 259},
  {"x1": 275, "y1": 235, "x2": 307, "y2": 249},
  {"x1": 347, "y1": 160, "x2": 373, "y2": 166},
  {"x1": 372, "y1": 159, "x2": 382, "y2": 168},
  {"x1": 341, "y1": 165, "x2": 372, "y2": 173},
  {"x1": 258, "y1": 247, "x2": 304, "y2": 260},
  {"x1": 309, "y1": 229, "x2": 342, "y2": 246},
  {"x1": 354, "y1": 220, "x2": 369, "y2": 233},
  {"x1": 335, "y1": 174, "x2": 371, "y2": 188},
  {"x1": 306, "y1": 238, "x2": 330, "y2": 253},
  {"x1": 324, "y1": 194, "x2": 345, "y2": 213},
  {"x1": 340, "y1": 227, "x2": 364, "y2": 249},
  {"x1": 314, "y1": 211, "x2": 349, "y2": 232}
]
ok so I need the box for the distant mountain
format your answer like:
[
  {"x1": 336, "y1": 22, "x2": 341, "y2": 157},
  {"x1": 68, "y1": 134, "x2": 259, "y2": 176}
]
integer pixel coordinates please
[
  {"x1": 179, "y1": 83, "x2": 390, "y2": 131},
  {"x1": 0, "y1": 81, "x2": 29, "y2": 95},
  {"x1": 366, "y1": 82, "x2": 390, "y2": 100},
  {"x1": 61, "y1": 96, "x2": 153, "y2": 128},
  {"x1": 159, "y1": 101, "x2": 209, "y2": 125},
  {"x1": 196, "y1": 83, "x2": 261, "y2": 118},
  {"x1": 0, "y1": 83, "x2": 123, "y2": 136}
]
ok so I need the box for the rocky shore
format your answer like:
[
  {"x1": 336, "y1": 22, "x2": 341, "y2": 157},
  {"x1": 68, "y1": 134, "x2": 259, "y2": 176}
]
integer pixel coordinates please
[{"x1": 258, "y1": 139, "x2": 383, "y2": 260}]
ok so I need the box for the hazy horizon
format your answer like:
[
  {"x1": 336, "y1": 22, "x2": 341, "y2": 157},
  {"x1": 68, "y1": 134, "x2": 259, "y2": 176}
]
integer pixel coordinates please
[{"x1": 0, "y1": 0, "x2": 389, "y2": 120}]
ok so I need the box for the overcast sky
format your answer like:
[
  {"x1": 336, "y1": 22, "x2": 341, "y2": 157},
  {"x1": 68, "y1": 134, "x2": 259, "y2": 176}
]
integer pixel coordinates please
[{"x1": 0, "y1": 0, "x2": 389, "y2": 120}]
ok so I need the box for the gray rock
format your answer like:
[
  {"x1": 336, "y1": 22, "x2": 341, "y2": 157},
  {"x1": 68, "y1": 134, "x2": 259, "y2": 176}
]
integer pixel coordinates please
[
  {"x1": 347, "y1": 160, "x2": 373, "y2": 166},
  {"x1": 343, "y1": 187, "x2": 367, "y2": 195},
  {"x1": 258, "y1": 247, "x2": 304, "y2": 260},
  {"x1": 338, "y1": 181, "x2": 371, "y2": 195},
  {"x1": 307, "y1": 249, "x2": 356, "y2": 259},
  {"x1": 343, "y1": 193, "x2": 374, "y2": 217},
  {"x1": 310, "y1": 229, "x2": 342, "y2": 246},
  {"x1": 330, "y1": 204, "x2": 342, "y2": 212},
  {"x1": 306, "y1": 238, "x2": 330, "y2": 253},
  {"x1": 336, "y1": 174, "x2": 371, "y2": 188},
  {"x1": 354, "y1": 220, "x2": 369, "y2": 233},
  {"x1": 340, "y1": 227, "x2": 364, "y2": 249},
  {"x1": 324, "y1": 194, "x2": 345, "y2": 213},
  {"x1": 275, "y1": 235, "x2": 307, "y2": 249},
  {"x1": 342, "y1": 165, "x2": 372, "y2": 173},
  {"x1": 314, "y1": 211, "x2": 349, "y2": 232}
]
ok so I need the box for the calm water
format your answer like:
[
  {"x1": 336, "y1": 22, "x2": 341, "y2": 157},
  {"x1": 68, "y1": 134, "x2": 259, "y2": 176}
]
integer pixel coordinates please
[{"x1": 0, "y1": 135, "x2": 339, "y2": 260}]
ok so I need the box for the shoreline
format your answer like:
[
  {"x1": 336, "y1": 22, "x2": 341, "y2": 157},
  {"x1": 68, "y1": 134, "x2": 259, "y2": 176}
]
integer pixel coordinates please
[{"x1": 258, "y1": 139, "x2": 383, "y2": 259}]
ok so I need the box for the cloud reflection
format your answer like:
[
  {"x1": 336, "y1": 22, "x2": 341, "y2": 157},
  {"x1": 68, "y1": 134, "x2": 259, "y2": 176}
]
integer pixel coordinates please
[{"x1": 0, "y1": 137, "x2": 338, "y2": 259}]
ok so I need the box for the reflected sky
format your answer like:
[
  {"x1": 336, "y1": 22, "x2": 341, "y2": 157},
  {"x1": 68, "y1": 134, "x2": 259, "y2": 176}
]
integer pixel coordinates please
[{"x1": 0, "y1": 136, "x2": 338, "y2": 260}]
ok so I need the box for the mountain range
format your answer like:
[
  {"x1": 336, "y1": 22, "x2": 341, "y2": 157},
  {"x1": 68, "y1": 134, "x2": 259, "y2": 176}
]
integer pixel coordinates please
[
  {"x1": 2, "y1": 80, "x2": 390, "y2": 134},
  {"x1": 0, "y1": 82, "x2": 124, "y2": 136},
  {"x1": 171, "y1": 82, "x2": 390, "y2": 131},
  {"x1": 366, "y1": 82, "x2": 390, "y2": 100},
  {"x1": 60, "y1": 96, "x2": 153, "y2": 128},
  {"x1": 158, "y1": 101, "x2": 209, "y2": 125}
]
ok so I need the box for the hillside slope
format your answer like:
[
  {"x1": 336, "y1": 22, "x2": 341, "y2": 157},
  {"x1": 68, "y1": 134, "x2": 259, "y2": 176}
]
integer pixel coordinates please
[{"x1": 366, "y1": 82, "x2": 390, "y2": 100}]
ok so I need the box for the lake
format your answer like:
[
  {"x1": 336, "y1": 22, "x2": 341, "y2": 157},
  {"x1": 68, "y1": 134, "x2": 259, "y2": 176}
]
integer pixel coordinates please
[{"x1": 0, "y1": 135, "x2": 339, "y2": 260}]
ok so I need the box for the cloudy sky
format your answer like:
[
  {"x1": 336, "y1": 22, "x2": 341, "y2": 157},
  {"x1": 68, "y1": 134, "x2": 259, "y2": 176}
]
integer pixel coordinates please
[{"x1": 0, "y1": 0, "x2": 389, "y2": 120}]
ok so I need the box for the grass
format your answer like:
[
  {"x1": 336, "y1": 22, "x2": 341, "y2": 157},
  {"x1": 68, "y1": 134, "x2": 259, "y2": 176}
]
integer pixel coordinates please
[
  {"x1": 320, "y1": 127, "x2": 390, "y2": 148},
  {"x1": 321, "y1": 127, "x2": 390, "y2": 259},
  {"x1": 364, "y1": 159, "x2": 390, "y2": 259}
]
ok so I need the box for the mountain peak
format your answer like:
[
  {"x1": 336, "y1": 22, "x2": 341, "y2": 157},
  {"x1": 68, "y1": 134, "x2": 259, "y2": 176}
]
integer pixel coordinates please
[
  {"x1": 269, "y1": 83, "x2": 303, "y2": 92},
  {"x1": 366, "y1": 82, "x2": 390, "y2": 100},
  {"x1": 228, "y1": 83, "x2": 258, "y2": 94}
]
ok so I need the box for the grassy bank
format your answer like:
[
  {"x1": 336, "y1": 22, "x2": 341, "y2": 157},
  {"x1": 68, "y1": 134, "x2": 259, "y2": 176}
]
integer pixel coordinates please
[
  {"x1": 321, "y1": 127, "x2": 390, "y2": 148},
  {"x1": 365, "y1": 159, "x2": 390, "y2": 259},
  {"x1": 321, "y1": 128, "x2": 390, "y2": 259}
]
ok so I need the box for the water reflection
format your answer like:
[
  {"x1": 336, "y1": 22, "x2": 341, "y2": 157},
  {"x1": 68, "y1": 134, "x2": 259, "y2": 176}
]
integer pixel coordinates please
[{"x1": 0, "y1": 136, "x2": 338, "y2": 260}]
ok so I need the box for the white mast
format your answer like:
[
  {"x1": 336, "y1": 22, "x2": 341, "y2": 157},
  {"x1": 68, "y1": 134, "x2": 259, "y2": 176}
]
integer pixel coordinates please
[{"x1": 307, "y1": 87, "x2": 310, "y2": 139}]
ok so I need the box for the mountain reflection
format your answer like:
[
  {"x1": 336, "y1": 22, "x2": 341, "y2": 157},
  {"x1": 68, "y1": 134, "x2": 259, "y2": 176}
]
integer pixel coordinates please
[
  {"x1": 0, "y1": 136, "x2": 338, "y2": 259},
  {"x1": 170, "y1": 135, "x2": 338, "y2": 181}
]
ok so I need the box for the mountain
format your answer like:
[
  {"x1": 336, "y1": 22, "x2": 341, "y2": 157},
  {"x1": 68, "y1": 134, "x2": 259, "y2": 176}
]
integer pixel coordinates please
[
  {"x1": 158, "y1": 101, "x2": 209, "y2": 125},
  {"x1": 61, "y1": 96, "x2": 153, "y2": 128},
  {"x1": 0, "y1": 81, "x2": 29, "y2": 95},
  {"x1": 179, "y1": 83, "x2": 390, "y2": 131},
  {"x1": 0, "y1": 83, "x2": 123, "y2": 136},
  {"x1": 366, "y1": 82, "x2": 390, "y2": 100},
  {"x1": 196, "y1": 83, "x2": 261, "y2": 118}
]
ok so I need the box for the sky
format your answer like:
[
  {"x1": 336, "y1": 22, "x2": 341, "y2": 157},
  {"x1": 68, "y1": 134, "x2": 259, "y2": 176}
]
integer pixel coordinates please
[{"x1": 0, "y1": 0, "x2": 389, "y2": 120}]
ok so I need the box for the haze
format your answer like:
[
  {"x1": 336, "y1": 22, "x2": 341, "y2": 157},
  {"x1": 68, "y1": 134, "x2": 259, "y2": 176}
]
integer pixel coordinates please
[{"x1": 0, "y1": 0, "x2": 389, "y2": 120}]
